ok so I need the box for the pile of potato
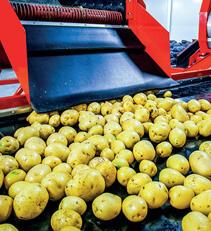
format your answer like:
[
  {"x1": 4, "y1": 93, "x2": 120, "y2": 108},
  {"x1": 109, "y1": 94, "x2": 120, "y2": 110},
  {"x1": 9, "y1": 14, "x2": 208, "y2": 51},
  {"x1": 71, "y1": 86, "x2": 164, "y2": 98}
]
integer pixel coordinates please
[{"x1": 0, "y1": 90, "x2": 211, "y2": 231}]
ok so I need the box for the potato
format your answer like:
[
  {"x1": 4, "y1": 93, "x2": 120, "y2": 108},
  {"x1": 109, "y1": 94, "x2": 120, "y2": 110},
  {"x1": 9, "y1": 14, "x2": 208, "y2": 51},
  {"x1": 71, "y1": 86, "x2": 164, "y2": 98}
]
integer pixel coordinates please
[
  {"x1": 133, "y1": 93, "x2": 147, "y2": 105},
  {"x1": 71, "y1": 164, "x2": 91, "y2": 177},
  {"x1": 135, "y1": 108, "x2": 149, "y2": 123},
  {"x1": 51, "y1": 209, "x2": 82, "y2": 231},
  {"x1": 100, "y1": 148, "x2": 115, "y2": 161},
  {"x1": 42, "y1": 156, "x2": 62, "y2": 169},
  {"x1": 8, "y1": 181, "x2": 31, "y2": 198},
  {"x1": 96, "y1": 115, "x2": 106, "y2": 126},
  {"x1": 123, "y1": 95, "x2": 133, "y2": 102},
  {"x1": 116, "y1": 149, "x2": 134, "y2": 164},
  {"x1": 117, "y1": 130, "x2": 140, "y2": 149},
  {"x1": 45, "y1": 143, "x2": 70, "y2": 161},
  {"x1": 169, "y1": 185, "x2": 194, "y2": 209},
  {"x1": 88, "y1": 125, "x2": 103, "y2": 136},
  {"x1": 74, "y1": 132, "x2": 89, "y2": 143},
  {"x1": 16, "y1": 126, "x2": 40, "y2": 146},
  {"x1": 38, "y1": 124, "x2": 55, "y2": 140},
  {"x1": 182, "y1": 211, "x2": 211, "y2": 231},
  {"x1": 47, "y1": 133, "x2": 68, "y2": 146},
  {"x1": 59, "y1": 127, "x2": 77, "y2": 144},
  {"x1": 92, "y1": 193, "x2": 121, "y2": 221},
  {"x1": 87, "y1": 102, "x2": 101, "y2": 114},
  {"x1": 104, "y1": 114, "x2": 119, "y2": 123},
  {"x1": 127, "y1": 173, "x2": 152, "y2": 195},
  {"x1": 123, "y1": 100, "x2": 134, "y2": 112},
  {"x1": 79, "y1": 114, "x2": 98, "y2": 131},
  {"x1": 122, "y1": 119, "x2": 144, "y2": 137},
  {"x1": 104, "y1": 121, "x2": 122, "y2": 136},
  {"x1": 156, "y1": 141, "x2": 172, "y2": 158},
  {"x1": 117, "y1": 167, "x2": 136, "y2": 186},
  {"x1": 199, "y1": 141, "x2": 211, "y2": 156},
  {"x1": 101, "y1": 102, "x2": 113, "y2": 115},
  {"x1": 199, "y1": 99, "x2": 211, "y2": 111},
  {"x1": 157, "y1": 98, "x2": 173, "y2": 111},
  {"x1": 49, "y1": 114, "x2": 60, "y2": 128},
  {"x1": 59, "y1": 196, "x2": 87, "y2": 215},
  {"x1": 27, "y1": 111, "x2": 49, "y2": 124},
  {"x1": 188, "y1": 99, "x2": 201, "y2": 113},
  {"x1": 15, "y1": 148, "x2": 41, "y2": 171},
  {"x1": 184, "y1": 174, "x2": 211, "y2": 194},
  {"x1": 65, "y1": 169, "x2": 105, "y2": 201},
  {"x1": 139, "y1": 181, "x2": 168, "y2": 209},
  {"x1": 24, "y1": 137, "x2": 46, "y2": 155},
  {"x1": 133, "y1": 140, "x2": 155, "y2": 161},
  {"x1": 111, "y1": 140, "x2": 125, "y2": 154},
  {"x1": 25, "y1": 164, "x2": 51, "y2": 183},
  {"x1": 0, "y1": 196, "x2": 13, "y2": 222},
  {"x1": 60, "y1": 227, "x2": 80, "y2": 231},
  {"x1": 169, "y1": 119, "x2": 185, "y2": 130},
  {"x1": 154, "y1": 115, "x2": 169, "y2": 124},
  {"x1": 171, "y1": 104, "x2": 189, "y2": 122},
  {"x1": 159, "y1": 168, "x2": 185, "y2": 188},
  {"x1": 13, "y1": 183, "x2": 49, "y2": 220},
  {"x1": 122, "y1": 195, "x2": 147, "y2": 222},
  {"x1": 0, "y1": 224, "x2": 19, "y2": 231},
  {"x1": 150, "y1": 107, "x2": 159, "y2": 119},
  {"x1": 73, "y1": 103, "x2": 87, "y2": 112},
  {"x1": 189, "y1": 151, "x2": 211, "y2": 178},
  {"x1": 120, "y1": 112, "x2": 134, "y2": 125},
  {"x1": 198, "y1": 119, "x2": 211, "y2": 137},
  {"x1": 112, "y1": 156, "x2": 129, "y2": 168},
  {"x1": 149, "y1": 123, "x2": 169, "y2": 143},
  {"x1": 190, "y1": 190, "x2": 211, "y2": 215},
  {"x1": 60, "y1": 109, "x2": 79, "y2": 126},
  {"x1": 209, "y1": 213, "x2": 211, "y2": 220},
  {"x1": 169, "y1": 128, "x2": 186, "y2": 148},
  {"x1": 144, "y1": 100, "x2": 157, "y2": 112},
  {"x1": 53, "y1": 163, "x2": 72, "y2": 174},
  {"x1": 4, "y1": 169, "x2": 26, "y2": 189},
  {"x1": 143, "y1": 122, "x2": 153, "y2": 134},
  {"x1": 166, "y1": 154, "x2": 190, "y2": 175},
  {"x1": 163, "y1": 91, "x2": 172, "y2": 98},
  {"x1": 88, "y1": 157, "x2": 108, "y2": 169},
  {"x1": 0, "y1": 155, "x2": 19, "y2": 175},
  {"x1": 139, "y1": 160, "x2": 157, "y2": 177},
  {"x1": 87, "y1": 135, "x2": 109, "y2": 152},
  {"x1": 0, "y1": 169, "x2": 3, "y2": 188},
  {"x1": 183, "y1": 121, "x2": 199, "y2": 137},
  {"x1": 190, "y1": 114, "x2": 202, "y2": 124},
  {"x1": 0, "y1": 136, "x2": 19, "y2": 155}
]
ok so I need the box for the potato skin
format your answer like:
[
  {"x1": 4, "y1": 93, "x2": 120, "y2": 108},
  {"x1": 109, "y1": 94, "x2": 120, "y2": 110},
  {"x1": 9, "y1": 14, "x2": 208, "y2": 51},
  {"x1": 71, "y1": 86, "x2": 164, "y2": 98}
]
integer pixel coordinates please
[
  {"x1": 0, "y1": 195, "x2": 13, "y2": 222},
  {"x1": 92, "y1": 193, "x2": 121, "y2": 221},
  {"x1": 169, "y1": 128, "x2": 186, "y2": 148},
  {"x1": 139, "y1": 160, "x2": 157, "y2": 177},
  {"x1": 13, "y1": 183, "x2": 49, "y2": 220},
  {"x1": 4, "y1": 169, "x2": 26, "y2": 189},
  {"x1": 133, "y1": 140, "x2": 155, "y2": 161},
  {"x1": 51, "y1": 209, "x2": 82, "y2": 231},
  {"x1": 0, "y1": 169, "x2": 4, "y2": 188},
  {"x1": 44, "y1": 143, "x2": 70, "y2": 161},
  {"x1": 117, "y1": 167, "x2": 136, "y2": 187},
  {"x1": 0, "y1": 136, "x2": 19, "y2": 155},
  {"x1": 0, "y1": 224, "x2": 19, "y2": 231},
  {"x1": 122, "y1": 195, "x2": 148, "y2": 222},
  {"x1": 24, "y1": 137, "x2": 46, "y2": 155},
  {"x1": 8, "y1": 181, "x2": 31, "y2": 198},
  {"x1": 0, "y1": 155, "x2": 19, "y2": 175}
]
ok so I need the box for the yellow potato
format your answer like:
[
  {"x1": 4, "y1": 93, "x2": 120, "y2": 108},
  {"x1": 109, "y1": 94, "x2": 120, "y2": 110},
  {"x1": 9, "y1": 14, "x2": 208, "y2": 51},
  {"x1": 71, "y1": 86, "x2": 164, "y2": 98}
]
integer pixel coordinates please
[
  {"x1": 139, "y1": 181, "x2": 168, "y2": 209},
  {"x1": 38, "y1": 124, "x2": 55, "y2": 140},
  {"x1": 135, "y1": 108, "x2": 150, "y2": 123},
  {"x1": 16, "y1": 126, "x2": 40, "y2": 146},
  {"x1": 60, "y1": 226, "x2": 80, "y2": 231},
  {"x1": 182, "y1": 211, "x2": 211, "y2": 231},
  {"x1": 144, "y1": 100, "x2": 157, "y2": 112},
  {"x1": 199, "y1": 99, "x2": 211, "y2": 111},
  {"x1": 157, "y1": 98, "x2": 173, "y2": 111},
  {"x1": 51, "y1": 209, "x2": 82, "y2": 231},
  {"x1": 0, "y1": 196, "x2": 13, "y2": 222},
  {"x1": 0, "y1": 155, "x2": 19, "y2": 175},
  {"x1": 47, "y1": 133, "x2": 68, "y2": 146},
  {"x1": 120, "y1": 112, "x2": 134, "y2": 125},
  {"x1": 159, "y1": 168, "x2": 185, "y2": 188},
  {"x1": 73, "y1": 103, "x2": 87, "y2": 112},
  {"x1": 65, "y1": 169, "x2": 105, "y2": 202},
  {"x1": 104, "y1": 114, "x2": 119, "y2": 123},
  {"x1": 42, "y1": 156, "x2": 62, "y2": 169},
  {"x1": 112, "y1": 156, "x2": 129, "y2": 168},
  {"x1": 133, "y1": 140, "x2": 155, "y2": 161},
  {"x1": 100, "y1": 148, "x2": 115, "y2": 161},
  {"x1": 24, "y1": 137, "x2": 46, "y2": 155},
  {"x1": 190, "y1": 114, "x2": 202, "y2": 124},
  {"x1": 117, "y1": 130, "x2": 140, "y2": 149},
  {"x1": 88, "y1": 125, "x2": 103, "y2": 136},
  {"x1": 169, "y1": 119, "x2": 185, "y2": 131},
  {"x1": 104, "y1": 134, "x2": 116, "y2": 146},
  {"x1": 87, "y1": 135, "x2": 109, "y2": 152},
  {"x1": 74, "y1": 132, "x2": 89, "y2": 143},
  {"x1": 88, "y1": 157, "x2": 109, "y2": 169},
  {"x1": 25, "y1": 164, "x2": 51, "y2": 183},
  {"x1": 53, "y1": 163, "x2": 72, "y2": 174},
  {"x1": 92, "y1": 193, "x2": 121, "y2": 221},
  {"x1": 122, "y1": 119, "x2": 144, "y2": 137},
  {"x1": 71, "y1": 164, "x2": 91, "y2": 177},
  {"x1": 127, "y1": 173, "x2": 152, "y2": 195},
  {"x1": 149, "y1": 123, "x2": 169, "y2": 143},
  {"x1": 0, "y1": 169, "x2": 3, "y2": 188},
  {"x1": 154, "y1": 115, "x2": 169, "y2": 124},
  {"x1": 208, "y1": 213, "x2": 211, "y2": 220},
  {"x1": 156, "y1": 141, "x2": 172, "y2": 158},
  {"x1": 188, "y1": 99, "x2": 201, "y2": 113},
  {"x1": 88, "y1": 102, "x2": 101, "y2": 114},
  {"x1": 59, "y1": 126, "x2": 77, "y2": 144},
  {"x1": 104, "y1": 121, "x2": 122, "y2": 136},
  {"x1": 8, "y1": 181, "x2": 31, "y2": 198},
  {"x1": 171, "y1": 104, "x2": 189, "y2": 122},
  {"x1": 116, "y1": 149, "x2": 134, "y2": 164},
  {"x1": 184, "y1": 174, "x2": 211, "y2": 195},
  {"x1": 59, "y1": 196, "x2": 87, "y2": 215},
  {"x1": 183, "y1": 120, "x2": 199, "y2": 137},
  {"x1": 139, "y1": 160, "x2": 157, "y2": 177},
  {"x1": 143, "y1": 122, "x2": 153, "y2": 134},
  {"x1": 4, "y1": 169, "x2": 26, "y2": 189},
  {"x1": 0, "y1": 224, "x2": 19, "y2": 231},
  {"x1": 0, "y1": 136, "x2": 19, "y2": 155},
  {"x1": 122, "y1": 195, "x2": 148, "y2": 222},
  {"x1": 101, "y1": 102, "x2": 113, "y2": 115},
  {"x1": 190, "y1": 190, "x2": 211, "y2": 215},
  {"x1": 45, "y1": 143, "x2": 70, "y2": 161},
  {"x1": 111, "y1": 140, "x2": 125, "y2": 154},
  {"x1": 27, "y1": 111, "x2": 49, "y2": 124},
  {"x1": 199, "y1": 141, "x2": 211, "y2": 156},
  {"x1": 169, "y1": 185, "x2": 194, "y2": 209},
  {"x1": 163, "y1": 91, "x2": 172, "y2": 98},
  {"x1": 189, "y1": 151, "x2": 211, "y2": 177},
  {"x1": 198, "y1": 119, "x2": 211, "y2": 137},
  {"x1": 123, "y1": 100, "x2": 134, "y2": 112},
  {"x1": 166, "y1": 154, "x2": 190, "y2": 175},
  {"x1": 117, "y1": 167, "x2": 136, "y2": 186},
  {"x1": 15, "y1": 148, "x2": 41, "y2": 171},
  {"x1": 49, "y1": 114, "x2": 60, "y2": 128},
  {"x1": 13, "y1": 183, "x2": 49, "y2": 220},
  {"x1": 133, "y1": 93, "x2": 147, "y2": 105},
  {"x1": 169, "y1": 128, "x2": 186, "y2": 148},
  {"x1": 60, "y1": 109, "x2": 79, "y2": 126}
]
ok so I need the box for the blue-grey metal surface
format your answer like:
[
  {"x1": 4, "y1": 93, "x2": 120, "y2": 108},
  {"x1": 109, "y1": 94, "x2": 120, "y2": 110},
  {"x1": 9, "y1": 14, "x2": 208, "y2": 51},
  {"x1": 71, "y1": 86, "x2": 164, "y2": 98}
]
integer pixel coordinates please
[{"x1": 24, "y1": 22, "x2": 178, "y2": 112}]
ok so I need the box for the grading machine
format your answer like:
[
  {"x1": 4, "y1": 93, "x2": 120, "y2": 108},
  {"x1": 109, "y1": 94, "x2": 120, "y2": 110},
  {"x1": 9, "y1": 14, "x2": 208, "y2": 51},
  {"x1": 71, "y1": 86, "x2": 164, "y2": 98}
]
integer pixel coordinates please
[{"x1": 0, "y1": 0, "x2": 211, "y2": 230}]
